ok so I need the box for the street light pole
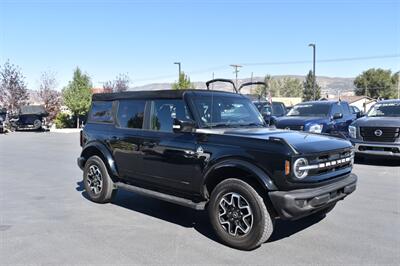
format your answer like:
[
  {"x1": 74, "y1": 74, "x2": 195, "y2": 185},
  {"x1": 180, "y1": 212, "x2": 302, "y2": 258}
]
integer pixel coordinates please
[
  {"x1": 308, "y1": 43, "x2": 316, "y2": 100},
  {"x1": 174, "y1": 62, "x2": 181, "y2": 81}
]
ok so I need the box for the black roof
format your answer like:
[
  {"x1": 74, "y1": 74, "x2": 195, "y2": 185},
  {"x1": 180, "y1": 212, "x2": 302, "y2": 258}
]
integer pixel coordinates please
[
  {"x1": 19, "y1": 105, "x2": 47, "y2": 115},
  {"x1": 92, "y1": 89, "x2": 243, "y2": 101}
]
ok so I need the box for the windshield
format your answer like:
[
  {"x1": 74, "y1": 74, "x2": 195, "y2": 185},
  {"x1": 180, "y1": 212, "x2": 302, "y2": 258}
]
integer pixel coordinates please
[
  {"x1": 191, "y1": 94, "x2": 265, "y2": 128},
  {"x1": 287, "y1": 103, "x2": 330, "y2": 117},
  {"x1": 367, "y1": 102, "x2": 400, "y2": 117}
]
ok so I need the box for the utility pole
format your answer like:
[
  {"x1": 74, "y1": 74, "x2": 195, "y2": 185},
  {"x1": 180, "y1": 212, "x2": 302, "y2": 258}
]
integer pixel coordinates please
[
  {"x1": 308, "y1": 43, "x2": 316, "y2": 100},
  {"x1": 250, "y1": 72, "x2": 253, "y2": 93},
  {"x1": 212, "y1": 72, "x2": 215, "y2": 90},
  {"x1": 174, "y1": 62, "x2": 181, "y2": 81},
  {"x1": 230, "y1": 64, "x2": 242, "y2": 91}
]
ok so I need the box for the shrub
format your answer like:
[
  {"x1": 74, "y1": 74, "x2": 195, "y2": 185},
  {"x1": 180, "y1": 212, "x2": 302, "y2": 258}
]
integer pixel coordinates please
[{"x1": 54, "y1": 112, "x2": 74, "y2": 128}]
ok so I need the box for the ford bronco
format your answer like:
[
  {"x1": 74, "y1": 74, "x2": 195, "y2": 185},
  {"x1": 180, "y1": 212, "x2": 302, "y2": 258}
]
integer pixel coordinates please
[{"x1": 78, "y1": 89, "x2": 357, "y2": 250}]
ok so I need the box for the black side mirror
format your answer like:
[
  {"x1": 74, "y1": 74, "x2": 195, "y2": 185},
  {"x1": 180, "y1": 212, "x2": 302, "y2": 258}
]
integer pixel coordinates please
[
  {"x1": 173, "y1": 118, "x2": 196, "y2": 133},
  {"x1": 333, "y1": 113, "x2": 343, "y2": 119},
  {"x1": 356, "y1": 111, "x2": 364, "y2": 118}
]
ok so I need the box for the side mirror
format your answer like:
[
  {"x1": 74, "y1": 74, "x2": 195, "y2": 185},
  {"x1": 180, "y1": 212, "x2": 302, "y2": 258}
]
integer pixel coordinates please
[
  {"x1": 356, "y1": 111, "x2": 364, "y2": 118},
  {"x1": 333, "y1": 113, "x2": 343, "y2": 119},
  {"x1": 172, "y1": 118, "x2": 196, "y2": 133}
]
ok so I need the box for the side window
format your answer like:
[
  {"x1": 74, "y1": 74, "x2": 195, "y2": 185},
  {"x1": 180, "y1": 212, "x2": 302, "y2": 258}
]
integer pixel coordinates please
[
  {"x1": 117, "y1": 100, "x2": 146, "y2": 129},
  {"x1": 150, "y1": 99, "x2": 192, "y2": 132},
  {"x1": 331, "y1": 103, "x2": 341, "y2": 115},
  {"x1": 341, "y1": 103, "x2": 351, "y2": 115},
  {"x1": 89, "y1": 101, "x2": 113, "y2": 123}
]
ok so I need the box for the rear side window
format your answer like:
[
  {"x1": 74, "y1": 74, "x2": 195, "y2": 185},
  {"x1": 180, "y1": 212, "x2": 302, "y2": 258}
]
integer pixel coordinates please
[
  {"x1": 89, "y1": 101, "x2": 113, "y2": 123},
  {"x1": 117, "y1": 100, "x2": 146, "y2": 129}
]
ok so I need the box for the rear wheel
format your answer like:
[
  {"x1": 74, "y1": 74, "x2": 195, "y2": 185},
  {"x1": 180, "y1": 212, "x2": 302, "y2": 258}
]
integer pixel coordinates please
[
  {"x1": 208, "y1": 178, "x2": 274, "y2": 250},
  {"x1": 83, "y1": 155, "x2": 117, "y2": 203}
]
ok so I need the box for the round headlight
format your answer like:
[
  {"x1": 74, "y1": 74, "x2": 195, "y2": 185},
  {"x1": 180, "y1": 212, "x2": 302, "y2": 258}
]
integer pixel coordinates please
[{"x1": 293, "y1": 158, "x2": 309, "y2": 179}]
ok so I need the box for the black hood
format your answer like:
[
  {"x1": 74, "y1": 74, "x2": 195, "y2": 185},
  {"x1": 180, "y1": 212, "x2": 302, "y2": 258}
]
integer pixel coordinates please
[
  {"x1": 196, "y1": 127, "x2": 351, "y2": 154},
  {"x1": 352, "y1": 116, "x2": 400, "y2": 127}
]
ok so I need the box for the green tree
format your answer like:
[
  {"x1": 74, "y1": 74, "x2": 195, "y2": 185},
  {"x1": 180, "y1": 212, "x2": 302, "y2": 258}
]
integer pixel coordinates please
[
  {"x1": 172, "y1": 72, "x2": 194, "y2": 90},
  {"x1": 254, "y1": 75, "x2": 272, "y2": 99},
  {"x1": 354, "y1": 68, "x2": 398, "y2": 99},
  {"x1": 62, "y1": 67, "x2": 92, "y2": 128},
  {"x1": 279, "y1": 77, "x2": 303, "y2": 97},
  {"x1": 303, "y1": 70, "x2": 321, "y2": 101}
]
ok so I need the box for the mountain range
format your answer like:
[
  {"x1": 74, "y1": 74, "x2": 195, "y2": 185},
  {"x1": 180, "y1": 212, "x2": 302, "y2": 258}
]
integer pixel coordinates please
[{"x1": 131, "y1": 75, "x2": 356, "y2": 96}]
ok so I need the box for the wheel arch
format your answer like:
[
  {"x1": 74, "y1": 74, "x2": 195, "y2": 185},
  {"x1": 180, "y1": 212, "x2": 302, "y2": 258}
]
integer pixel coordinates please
[
  {"x1": 80, "y1": 142, "x2": 118, "y2": 180},
  {"x1": 202, "y1": 159, "x2": 277, "y2": 198}
]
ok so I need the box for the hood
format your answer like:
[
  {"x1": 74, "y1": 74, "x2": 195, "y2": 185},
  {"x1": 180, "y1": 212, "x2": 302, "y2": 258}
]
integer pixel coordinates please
[
  {"x1": 196, "y1": 127, "x2": 351, "y2": 154},
  {"x1": 275, "y1": 116, "x2": 328, "y2": 126},
  {"x1": 352, "y1": 116, "x2": 400, "y2": 127}
]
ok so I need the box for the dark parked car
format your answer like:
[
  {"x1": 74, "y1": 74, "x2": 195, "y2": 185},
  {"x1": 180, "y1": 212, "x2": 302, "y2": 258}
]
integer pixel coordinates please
[
  {"x1": 349, "y1": 99, "x2": 400, "y2": 158},
  {"x1": 78, "y1": 90, "x2": 357, "y2": 250},
  {"x1": 0, "y1": 108, "x2": 6, "y2": 133},
  {"x1": 253, "y1": 101, "x2": 287, "y2": 125},
  {"x1": 9, "y1": 105, "x2": 48, "y2": 131},
  {"x1": 275, "y1": 101, "x2": 357, "y2": 137}
]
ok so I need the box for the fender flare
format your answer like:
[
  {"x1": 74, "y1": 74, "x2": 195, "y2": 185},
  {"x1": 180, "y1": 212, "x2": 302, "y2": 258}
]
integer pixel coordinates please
[
  {"x1": 203, "y1": 159, "x2": 278, "y2": 193},
  {"x1": 80, "y1": 141, "x2": 119, "y2": 178}
]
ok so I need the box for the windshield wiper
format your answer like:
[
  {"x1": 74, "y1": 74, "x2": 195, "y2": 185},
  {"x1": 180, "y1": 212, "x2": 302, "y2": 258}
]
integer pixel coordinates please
[{"x1": 237, "y1": 123, "x2": 264, "y2": 127}]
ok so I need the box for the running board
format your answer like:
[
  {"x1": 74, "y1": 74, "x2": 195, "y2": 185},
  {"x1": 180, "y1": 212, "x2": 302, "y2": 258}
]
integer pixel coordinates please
[{"x1": 115, "y1": 182, "x2": 206, "y2": 210}]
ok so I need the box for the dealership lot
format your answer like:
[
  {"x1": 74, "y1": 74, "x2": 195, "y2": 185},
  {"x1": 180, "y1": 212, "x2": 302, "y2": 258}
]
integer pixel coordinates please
[{"x1": 0, "y1": 132, "x2": 399, "y2": 265}]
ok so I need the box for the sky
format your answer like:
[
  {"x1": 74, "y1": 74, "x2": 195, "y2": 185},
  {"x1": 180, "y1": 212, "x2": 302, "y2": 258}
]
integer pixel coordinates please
[{"x1": 0, "y1": 0, "x2": 399, "y2": 90}]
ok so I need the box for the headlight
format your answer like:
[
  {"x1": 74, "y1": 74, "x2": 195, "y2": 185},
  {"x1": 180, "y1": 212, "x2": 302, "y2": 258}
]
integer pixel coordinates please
[
  {"x1": 293, "y1": 158, "x2": 309, "y2": 179},
  {"x1": 349, "y1": 125, "x2": 357, "y2": 139},
  {"x1": 308, "y1": 124, "x2": 323, "y2": 134}
]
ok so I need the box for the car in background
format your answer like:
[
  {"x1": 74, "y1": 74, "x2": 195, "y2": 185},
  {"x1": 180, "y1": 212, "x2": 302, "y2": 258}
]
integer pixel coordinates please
[
  {"x1": 349, "y1": 99, "x2": 400, "y2": 158},
  {"x1": 9, "y1": 105, "x2": 48, "y2": 131},
  {"x1": 253, "y1": 101, "x2": 287, "y2": 125},
  {"x1": 0, "y1": 108, "x2": 6, "y2": 133},
  {"x1": 275, "y1": 100, "x2": 356, "y2": 137}
]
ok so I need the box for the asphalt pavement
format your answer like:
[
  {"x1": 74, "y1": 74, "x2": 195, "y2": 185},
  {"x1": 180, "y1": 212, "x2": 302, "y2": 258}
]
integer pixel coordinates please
[{"x1": 0, "y1": 132, "x2": 399, "y2": 265}]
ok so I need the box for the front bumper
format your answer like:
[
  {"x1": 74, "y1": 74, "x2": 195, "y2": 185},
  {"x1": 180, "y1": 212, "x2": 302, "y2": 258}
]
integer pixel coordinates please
[
  {"x1": 351, "y1": 139, "x2": 400, "y2": 157},
  {"x1": 269, "y1": 173, "x2": 357, "y2": 220}
]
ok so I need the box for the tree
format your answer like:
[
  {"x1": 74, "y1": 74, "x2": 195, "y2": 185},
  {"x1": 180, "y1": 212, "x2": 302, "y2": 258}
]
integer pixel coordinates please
[
  {"x1": 0, "y1": 60, "x2": 29, "y2": 112},
  {"x1": 277, "y1": 77, "x2": 303, "y2": 97},
  {"x1": 38, "y1": 71, "x2": 61, "y2": 122},
  {"x1": 354, "y1": 68, "x2": 398, "y2": 99},
  {"x1": 62, "y1": 67, "x2": 92, "y2": 128},
  {"x1": 254, "y1": 75, "x2": 271, "y2": 100},
  {"x1": 303, "y1": 70, "x2": 321, "y2": 101},
  {"x1": 172, "y1": 72, "x2": 194, "y2": 90},
  {"x1": 103, "y1": 73, "x2": 131, "y2": 92}
]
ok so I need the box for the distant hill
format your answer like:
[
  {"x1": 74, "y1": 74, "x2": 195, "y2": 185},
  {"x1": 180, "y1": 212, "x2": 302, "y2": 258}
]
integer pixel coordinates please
[{"x1": 131, "y1": 75, "x2": 355, "y2": 96}]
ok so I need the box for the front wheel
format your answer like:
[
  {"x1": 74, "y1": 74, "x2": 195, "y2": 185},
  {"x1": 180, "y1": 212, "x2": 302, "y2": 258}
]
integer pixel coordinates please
[
  {"x1": 83, "y1": 155, "x2": 117, "y2": 203},
  {"x1": 208, "y1": 178, "x2": 274, "y2": 250}
]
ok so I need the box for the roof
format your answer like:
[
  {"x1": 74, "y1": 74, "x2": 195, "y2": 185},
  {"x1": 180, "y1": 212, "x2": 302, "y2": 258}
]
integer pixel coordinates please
[
  {"x1": 92, "y1": 89, "x2": 242, "y2": 101},
  {"x1": 19, "y1": 105, "x2": 47, "y2": 115},
  {"x1": 377, "y1": 99, "x2": 400, "y2": 104},
  {"x1": 323, "y1": 95, "x2": 375, "y2": 103},
  {"x1": 300, "y1": 100, "x2": 344, "y2": 105}
]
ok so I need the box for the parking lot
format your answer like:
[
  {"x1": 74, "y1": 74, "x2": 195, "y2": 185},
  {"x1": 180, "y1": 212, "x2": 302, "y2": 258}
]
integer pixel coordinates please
[{"x1": 0, "y1": 132, "x2": 399, "y2": 265}]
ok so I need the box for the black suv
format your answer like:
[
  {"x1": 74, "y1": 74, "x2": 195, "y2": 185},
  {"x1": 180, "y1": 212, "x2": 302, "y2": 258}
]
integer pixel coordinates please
[{"x1": 78, "y1": 90, "x2": 357, "y2": 250}]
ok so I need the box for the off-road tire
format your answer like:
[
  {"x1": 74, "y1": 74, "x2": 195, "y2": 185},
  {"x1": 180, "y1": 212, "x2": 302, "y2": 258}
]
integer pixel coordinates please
[
  {"x1": 83, "y1": 155, "x2": 117, "y2": 203},
  {"x1": 208, "y1": 178, "x2": 274, "y2": 250}
]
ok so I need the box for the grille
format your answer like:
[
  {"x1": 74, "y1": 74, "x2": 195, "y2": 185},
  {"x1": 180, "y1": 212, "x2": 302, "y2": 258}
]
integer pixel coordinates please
[
  {"x1": 308, "y1": 149, "x2": 353, "y2": 176},
  {"x1": 360, "y1": 127, "x2": 399, "y2": 143}
]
